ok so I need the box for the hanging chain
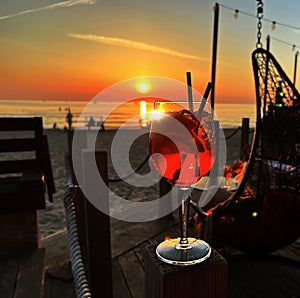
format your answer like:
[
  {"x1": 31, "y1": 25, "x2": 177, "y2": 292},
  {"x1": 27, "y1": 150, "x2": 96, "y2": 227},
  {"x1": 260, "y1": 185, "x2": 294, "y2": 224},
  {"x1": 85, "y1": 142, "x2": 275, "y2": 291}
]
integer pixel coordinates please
[{"x1": 256, "y1": 0, "x2": 264, "y2": 48}]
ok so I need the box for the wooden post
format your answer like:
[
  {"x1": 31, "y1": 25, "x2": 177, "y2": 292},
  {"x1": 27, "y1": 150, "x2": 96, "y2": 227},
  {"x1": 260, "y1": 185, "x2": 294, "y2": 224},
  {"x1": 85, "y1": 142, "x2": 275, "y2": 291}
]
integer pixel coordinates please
[
  {"x1": 82, "y1": 150, "x2": 113, "y2": 298},
  {"x1": 241, "y1": 118, "x2": 249, "y2": 160},
  {"x1": 67, "y1": 129, "x2": 87, "y2": 185},
  {"x1": 145, "y1": 245, "x2": 227, "y2": 298},
  {"x1": 67, "y1": 130, "x2": 89, "y2": 266},
  {"x1": 214, "y1": 120, "x2": 220, "y2": 173},
  {"x1": 210, "y1": 2, "x2": 220, "y2": 111},
  {"x1": 294, "y1": 50, "x2": 298, "y2": 86}
]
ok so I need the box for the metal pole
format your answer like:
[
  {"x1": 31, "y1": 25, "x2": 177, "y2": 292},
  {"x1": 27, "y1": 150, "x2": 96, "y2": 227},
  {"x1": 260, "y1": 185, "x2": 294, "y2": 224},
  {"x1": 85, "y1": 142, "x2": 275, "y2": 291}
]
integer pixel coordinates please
[
  {"x1": 263, "y1": 35, "x2": 270, "y2": 115},
  {"x1": 241, "y1": 118, "x2": 249, "y2": 160},
  {"x1": 294, "y1": 51, "x2": 298, "y2": 86},
  {"x1": 186, "y1": 71, "x2": 194, "y2": 112},
  {"x1": 210, "y1": 2, "x2": 219, "y2": 111},
  {"x1": 266, "y1": 34, "x2": 270, "y2": 52}
]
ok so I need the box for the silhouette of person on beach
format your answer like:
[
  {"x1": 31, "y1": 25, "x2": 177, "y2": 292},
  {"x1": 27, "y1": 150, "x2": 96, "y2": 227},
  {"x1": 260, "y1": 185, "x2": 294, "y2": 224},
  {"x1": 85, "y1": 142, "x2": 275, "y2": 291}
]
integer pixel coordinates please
[
  {"x1": 87, "y1": 116, "x2": 95, "y2": 129},
  {"x1": 66, "y1": 108, "x2": 73, "y2": 130},
  {"x1": 97, "y1": 117, "x2": 105, "y2": 131}
]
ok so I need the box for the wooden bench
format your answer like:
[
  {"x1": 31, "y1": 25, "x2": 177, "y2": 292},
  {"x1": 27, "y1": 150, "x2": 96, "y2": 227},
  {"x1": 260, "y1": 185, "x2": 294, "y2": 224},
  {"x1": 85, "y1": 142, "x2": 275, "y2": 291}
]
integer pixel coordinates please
[
  {"x1": 0, "y1": 117, "x2": 55, "y2": 297},
  {"x1": 0, "y1": 248, "x2": 46, "y2": 298}
]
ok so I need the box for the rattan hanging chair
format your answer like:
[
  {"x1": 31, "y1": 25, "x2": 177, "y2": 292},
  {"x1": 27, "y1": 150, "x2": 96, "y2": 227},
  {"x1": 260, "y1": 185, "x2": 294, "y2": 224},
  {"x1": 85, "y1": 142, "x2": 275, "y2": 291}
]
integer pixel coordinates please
[{"x1": 200, "y1": 48, "x2": 300, "y2": 255}]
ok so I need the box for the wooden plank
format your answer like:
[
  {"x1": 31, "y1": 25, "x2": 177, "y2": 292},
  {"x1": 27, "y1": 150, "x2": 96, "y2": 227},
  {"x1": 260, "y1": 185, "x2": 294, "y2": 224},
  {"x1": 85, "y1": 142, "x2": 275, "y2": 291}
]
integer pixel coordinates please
[
  {"x1": 228, "y1": 255, "x2": 300, "y2": 298},
  {"x1": 238, "y1": 257, "x2": 281, "y2": 297},
  {"x1": 111, "y1": 216, "x2": 177, "y2": 258},
  {"x1": 0, "y1": 210, "x2": 40, "y2": 255},
  {"x1": 0, "y1": 138, "x2": 40, "y2": 153},
  {"x1": 118, "y1": 250, "x2": 145, "y2": 298},
  {"x1": 0, "y1": 257, "x2": 18, "y2": 298},
  {"x1": 273, "y1": 239, "x2": 300, "y2": 262},
  {"x1": 228, "y1": 283, "x2": 242, "y2": 298},
  {"x1": 14, "y1": 248, "x2": 46, "y2": 298},
  {"x1": 44, "y1": 274, "x2": 75, "y2": 298},
  {"x1": 228, "y1": 257, "x2": 272, "y2": 298},
  {"x1": 0, "y1": 117, "x2": 43, "y2": 132},
  {"x1": 0, "y1": 159, "x2": 38, "y2": 174},
  {"x1": 112, "y1": 259, "x2": 131, "y2": 298},
  {"x1": 255, "y1": 257, "x2": 300, "y2": 296},
  {"x1": 134, "y1": 242, "x2": 149, "y2": 270},
  {"x1": 0, "y1": 177, "x2": 45, "y2": 210}
]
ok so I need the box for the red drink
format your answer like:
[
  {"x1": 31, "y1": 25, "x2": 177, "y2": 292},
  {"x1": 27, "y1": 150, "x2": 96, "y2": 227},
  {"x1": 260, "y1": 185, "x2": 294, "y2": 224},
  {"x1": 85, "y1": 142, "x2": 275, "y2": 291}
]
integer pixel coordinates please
[{"x1": 149, "y1": 109, "x2": 215, "y2": 187}]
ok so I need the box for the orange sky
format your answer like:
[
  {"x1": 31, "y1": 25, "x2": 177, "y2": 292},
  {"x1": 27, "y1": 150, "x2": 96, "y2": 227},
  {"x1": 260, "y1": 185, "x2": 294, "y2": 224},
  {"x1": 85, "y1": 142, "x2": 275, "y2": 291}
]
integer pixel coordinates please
[{"x1": 1, "y1": 0, "x2": 300, "y2": 103}]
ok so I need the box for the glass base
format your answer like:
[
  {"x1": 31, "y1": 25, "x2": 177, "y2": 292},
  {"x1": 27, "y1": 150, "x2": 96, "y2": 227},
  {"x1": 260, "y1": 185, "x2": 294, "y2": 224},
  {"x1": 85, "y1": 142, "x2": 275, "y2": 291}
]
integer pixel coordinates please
[{"x1": 156, "y1": 237, "x2": 211, "y2": 266}]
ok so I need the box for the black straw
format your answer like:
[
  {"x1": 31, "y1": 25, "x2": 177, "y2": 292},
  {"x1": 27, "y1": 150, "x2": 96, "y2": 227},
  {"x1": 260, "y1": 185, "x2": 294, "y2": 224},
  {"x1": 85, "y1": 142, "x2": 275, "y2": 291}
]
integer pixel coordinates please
[
  {"x1": 186, "y1": 72, "x2": 194, "y2": 112},
  {"x1": 197, "y1": 81, "x2": 212, "y2": 120}
]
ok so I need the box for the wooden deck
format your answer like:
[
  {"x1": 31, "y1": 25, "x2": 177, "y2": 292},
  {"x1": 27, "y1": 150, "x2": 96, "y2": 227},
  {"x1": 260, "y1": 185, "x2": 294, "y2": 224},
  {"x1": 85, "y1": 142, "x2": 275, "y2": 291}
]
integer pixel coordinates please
[
  {"x1": 111, "y1": 215, "x2": 179, "y2": 298},
  {"x1": 43, "y1": 211, "x2": 300, "y2": 298},
  {"x1": 110, "y1": 213, "x2": 300, "y2": 298}
]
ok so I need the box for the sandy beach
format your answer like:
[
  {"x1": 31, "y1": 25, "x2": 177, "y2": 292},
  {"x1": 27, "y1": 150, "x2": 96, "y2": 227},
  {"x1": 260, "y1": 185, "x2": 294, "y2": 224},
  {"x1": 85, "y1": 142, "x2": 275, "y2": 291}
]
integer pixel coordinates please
[{"x1": 39, "y1": 127, "x2": 245, "y2": 238}]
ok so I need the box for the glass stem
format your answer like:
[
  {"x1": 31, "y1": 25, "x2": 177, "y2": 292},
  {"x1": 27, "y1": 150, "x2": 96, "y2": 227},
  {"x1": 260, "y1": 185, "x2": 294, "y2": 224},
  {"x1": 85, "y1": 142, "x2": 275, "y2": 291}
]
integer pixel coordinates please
[{"x1": 179, "y1": 189, "x2": 190, "y2": 245}]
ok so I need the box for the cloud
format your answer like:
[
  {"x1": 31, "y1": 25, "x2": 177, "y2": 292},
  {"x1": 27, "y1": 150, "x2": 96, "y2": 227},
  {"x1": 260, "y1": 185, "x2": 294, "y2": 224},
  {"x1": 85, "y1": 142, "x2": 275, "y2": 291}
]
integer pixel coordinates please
[
  {"x1": 68, "y1": 33, "x2": 208, "y2": 61},
  {"x1": 0, "y1": 0, "x2": 97, "y2": 21}
]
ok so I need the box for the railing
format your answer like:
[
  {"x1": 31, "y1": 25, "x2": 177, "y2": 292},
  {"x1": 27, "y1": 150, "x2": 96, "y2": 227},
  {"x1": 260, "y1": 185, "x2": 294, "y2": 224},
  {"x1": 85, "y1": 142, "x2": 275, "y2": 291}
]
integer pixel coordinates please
[{"x1": 64, "y1": 185, "x2": 92, "y2": 298}]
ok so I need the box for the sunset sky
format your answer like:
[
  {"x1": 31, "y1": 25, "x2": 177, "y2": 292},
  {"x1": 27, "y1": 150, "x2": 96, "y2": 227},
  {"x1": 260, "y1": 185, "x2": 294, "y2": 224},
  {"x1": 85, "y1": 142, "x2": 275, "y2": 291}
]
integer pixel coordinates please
[{"x1": 1, "y1": 0, "x2": 300, "y2": 103}]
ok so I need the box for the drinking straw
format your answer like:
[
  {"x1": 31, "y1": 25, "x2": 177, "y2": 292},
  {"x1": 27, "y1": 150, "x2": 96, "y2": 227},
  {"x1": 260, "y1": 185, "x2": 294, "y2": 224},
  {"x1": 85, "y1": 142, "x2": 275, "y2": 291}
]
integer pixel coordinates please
[
  {"x1": 186, "y1": 72, "x2": 194, "y2": 112},
  {"x1": 197, "y1": 81, "x2": 212, "y2": 120}
]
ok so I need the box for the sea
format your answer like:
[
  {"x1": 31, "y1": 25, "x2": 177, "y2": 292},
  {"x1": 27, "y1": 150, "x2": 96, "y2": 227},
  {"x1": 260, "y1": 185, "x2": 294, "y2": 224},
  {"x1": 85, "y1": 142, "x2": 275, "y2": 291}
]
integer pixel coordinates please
[{"x1": 0, "y1": 99, "x2": 256, "y2": 129}]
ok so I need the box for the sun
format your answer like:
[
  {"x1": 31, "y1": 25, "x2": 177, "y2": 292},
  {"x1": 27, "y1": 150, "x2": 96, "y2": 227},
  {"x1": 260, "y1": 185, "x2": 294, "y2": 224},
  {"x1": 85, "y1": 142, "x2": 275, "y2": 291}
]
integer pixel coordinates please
[
  {"x1": 135, "y1": 79, "x2": 151, "y2": 94},
  {"x1": 139, "y1": 83, "x2": 148, "y2": 91}
]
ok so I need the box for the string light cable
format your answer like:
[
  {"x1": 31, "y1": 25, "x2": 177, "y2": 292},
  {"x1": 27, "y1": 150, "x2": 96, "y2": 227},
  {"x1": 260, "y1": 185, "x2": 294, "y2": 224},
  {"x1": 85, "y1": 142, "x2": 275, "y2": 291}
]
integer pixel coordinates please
[
  {"x1": 218, "y1": 3, "x2": 300, "y2": 32},
  {"x1": 218, "y1": 3, "x2": 300, "y2": 51},
  {"x1": 269, "y1": 36, "x2": 300, "y2": 51}
]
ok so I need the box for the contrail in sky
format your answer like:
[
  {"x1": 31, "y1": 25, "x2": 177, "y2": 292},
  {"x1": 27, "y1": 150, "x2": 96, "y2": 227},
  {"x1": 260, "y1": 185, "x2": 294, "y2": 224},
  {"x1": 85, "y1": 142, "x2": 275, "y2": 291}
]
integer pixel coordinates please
[
  {"x1": 0, "y1": 0, "x2": 97, "y2": 21},
  {"x1": 68, "y1": 33, "x2": 207, "y2": 61}
]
